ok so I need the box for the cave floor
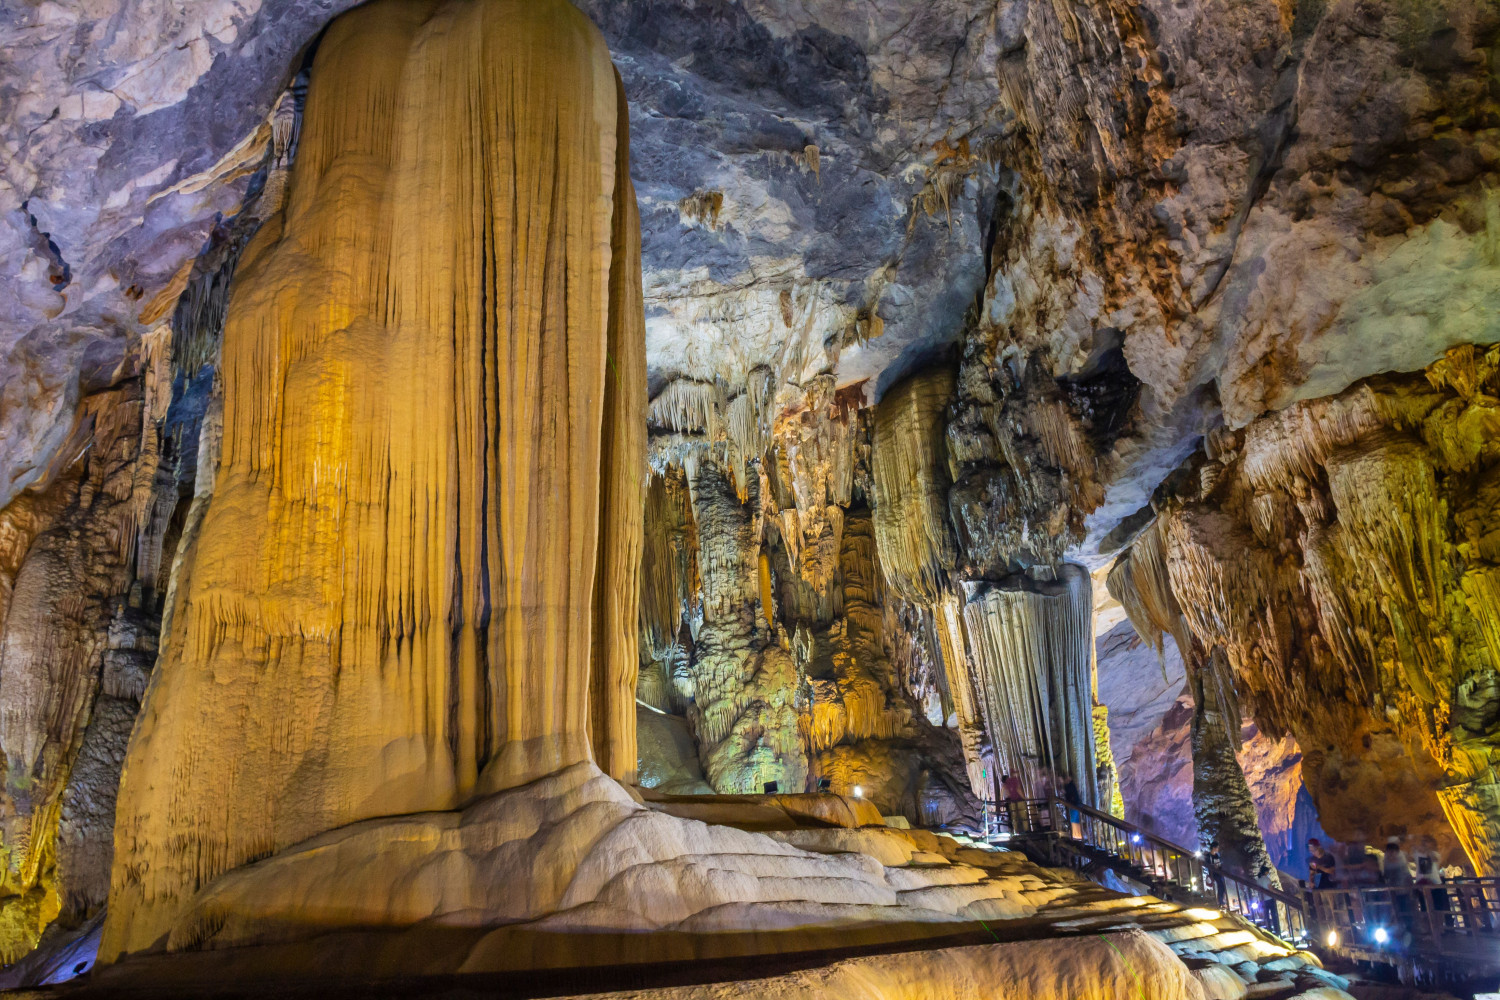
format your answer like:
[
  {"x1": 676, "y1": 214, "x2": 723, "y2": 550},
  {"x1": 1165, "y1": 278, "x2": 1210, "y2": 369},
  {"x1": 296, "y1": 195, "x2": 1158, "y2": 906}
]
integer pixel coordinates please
[{"x1": 16, "y1": 864, "x2": 1354, "y2": 999}]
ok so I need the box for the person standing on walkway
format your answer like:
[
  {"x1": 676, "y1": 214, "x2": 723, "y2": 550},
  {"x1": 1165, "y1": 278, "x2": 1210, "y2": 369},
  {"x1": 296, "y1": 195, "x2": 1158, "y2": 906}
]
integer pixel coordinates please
[
  {"x1": 1411, "y1": 834, "x2": 1450, "y2": 927},
  {"x1": 1337, "y1": 832, "x2": 1380, "y2": 888},
  {"x1": 1062, "y1": 775, "x2": 1083, "y2": 839},
  {"x1": 1383, "y1": 837, "x2": 1415, "y2": 940},
  {"x1": 1307, "y1": 839, "x2": 1337, "y2": 889},
  {"x1": 1205, "y1": 840, "x2": 1227, "y2": 908},
  {"x1": 1000, "y1": 772, "x2": 1025, "y2": 833},
  {"x1": 1382, "y1": 837, "x2": 1413, "y2": 886}
]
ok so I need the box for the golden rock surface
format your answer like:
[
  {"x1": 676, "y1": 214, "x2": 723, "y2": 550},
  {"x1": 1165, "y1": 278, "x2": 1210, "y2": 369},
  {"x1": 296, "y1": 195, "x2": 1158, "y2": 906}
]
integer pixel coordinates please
[{"x1": 103, "y1": 0, "x2": 645, "y2": 960}]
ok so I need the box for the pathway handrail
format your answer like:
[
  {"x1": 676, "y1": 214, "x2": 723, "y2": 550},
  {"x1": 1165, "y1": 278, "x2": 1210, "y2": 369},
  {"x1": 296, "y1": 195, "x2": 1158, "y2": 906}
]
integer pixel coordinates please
[
  {"x1": 1033, "y1": 795, "x2": 1306, "y2": 941},
  {"x1": 1307, "y1": 876, "x2": 1500, "y2": 970}
]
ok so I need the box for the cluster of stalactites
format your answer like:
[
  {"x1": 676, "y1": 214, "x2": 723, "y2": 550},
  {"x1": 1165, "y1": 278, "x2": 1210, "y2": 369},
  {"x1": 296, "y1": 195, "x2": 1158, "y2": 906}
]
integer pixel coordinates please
[
  {"x1": 647, "y1": 368, "x2": 776, "y2": 500},
  {"x1": 1106, "y1": 517, "x2": 1189, "y2": 678},
  {"x1": 803, "y1": 521, "x2": 907, "y2": 753},
  {"x1": 961, "y1": 565, "x2": 1100, "y2": 804},
  {"x1": 1118, "y1": 343, "x2": 1500, "y2": 874},
  {"x1": 762, "y1": 380, "x2": 861, "y2": 624}
]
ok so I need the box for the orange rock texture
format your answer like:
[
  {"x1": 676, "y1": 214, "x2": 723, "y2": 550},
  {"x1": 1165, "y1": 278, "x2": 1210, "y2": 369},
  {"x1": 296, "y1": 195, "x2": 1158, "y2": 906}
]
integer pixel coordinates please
[{"x1": 102, "y1": 0, "x2": 646, "y2": 959}]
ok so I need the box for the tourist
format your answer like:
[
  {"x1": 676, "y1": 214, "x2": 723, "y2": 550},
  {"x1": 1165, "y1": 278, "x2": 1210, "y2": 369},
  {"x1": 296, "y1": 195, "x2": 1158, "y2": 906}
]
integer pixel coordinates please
[
  {"x1": 1411, "y1": 834, "x2": 1451, "y2": 926},
  {"x1": 1307, "y1": 839, "x2": 1337, "y2": 889},
  {"x1": 1382, "y1": 837, "x2": 1415, "y2": 940},
  {"x1": 1205, "y1": 840, "x2": 1227, "y2": 908},
  {"x1": 999, "y1": 772, "x2": 1024, "y2": 833},
  {"x1": 1336, "y1": 832, "x2": 1380, "y2": 888},
  {"x1": 1381, "y1": 837, "x2": 1413, "y2": 886},
  {"x1": 1062, "y1": 774, "x2": 1083, "y2": 839}
]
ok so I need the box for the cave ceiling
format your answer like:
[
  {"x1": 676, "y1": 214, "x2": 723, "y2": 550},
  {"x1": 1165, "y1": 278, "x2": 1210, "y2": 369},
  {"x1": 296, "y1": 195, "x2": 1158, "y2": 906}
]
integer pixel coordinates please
[{"x1": 4, "y1": 0, "x2": 1499, "y2": 556}]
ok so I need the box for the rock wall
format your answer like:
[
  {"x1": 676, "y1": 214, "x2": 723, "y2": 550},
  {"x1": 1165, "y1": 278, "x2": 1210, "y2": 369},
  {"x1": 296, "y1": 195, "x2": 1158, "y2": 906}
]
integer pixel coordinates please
[{"x1": 0, "y1": 382, "x2": 158, "y2": 959}]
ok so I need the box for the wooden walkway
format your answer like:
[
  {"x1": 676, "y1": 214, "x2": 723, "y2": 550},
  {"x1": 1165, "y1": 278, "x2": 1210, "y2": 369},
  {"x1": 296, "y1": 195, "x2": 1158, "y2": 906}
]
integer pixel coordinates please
[{"x1": 998, "y1": 796, "x2": 1499, "y2": 986}]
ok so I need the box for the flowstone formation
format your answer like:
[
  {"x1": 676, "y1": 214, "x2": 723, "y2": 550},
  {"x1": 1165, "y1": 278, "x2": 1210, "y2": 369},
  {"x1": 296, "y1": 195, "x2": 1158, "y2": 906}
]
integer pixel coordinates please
[
  {"x1": 102, "y1": 0, "x2": 647, "y2": 959},
  {"x1": 1114, "y1": 344, "x2": 1500, "y2": 875}
]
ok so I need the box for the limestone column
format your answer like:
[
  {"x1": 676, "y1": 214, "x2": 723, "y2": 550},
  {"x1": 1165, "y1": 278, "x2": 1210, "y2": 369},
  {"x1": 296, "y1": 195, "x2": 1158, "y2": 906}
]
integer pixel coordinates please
[
  {"x1": 962, "y1": 565, "x2": 1100, "y2": 805},
  {"x1": 103, "y1": 0, "x2": 644, "y2": 960},
  {"x1": 1192, "y1": 648, "x2": 1281, "y2": 888},
  {"x1": 686, "y1": 458, "x2": 806, "y2": 793}
]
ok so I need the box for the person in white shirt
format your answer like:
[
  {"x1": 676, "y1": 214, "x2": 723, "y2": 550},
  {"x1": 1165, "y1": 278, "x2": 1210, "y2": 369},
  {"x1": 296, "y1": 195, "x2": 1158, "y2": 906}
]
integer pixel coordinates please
[{"x1": 1411, "y1": 834, "x2": 1450, "y2": 926}]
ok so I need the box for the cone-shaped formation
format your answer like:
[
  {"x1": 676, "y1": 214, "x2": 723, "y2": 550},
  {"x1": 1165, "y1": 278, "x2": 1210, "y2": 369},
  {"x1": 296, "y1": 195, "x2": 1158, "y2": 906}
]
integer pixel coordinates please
[{"x1": 103, "y1": 0, "x2": 645, "y2": 960}]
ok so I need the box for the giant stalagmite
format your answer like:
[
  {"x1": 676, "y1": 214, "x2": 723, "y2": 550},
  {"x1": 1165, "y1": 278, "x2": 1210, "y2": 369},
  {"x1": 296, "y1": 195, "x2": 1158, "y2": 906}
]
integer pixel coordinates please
[{"x1": 103, "y1": 0, "x2": 645, "y2": 959}]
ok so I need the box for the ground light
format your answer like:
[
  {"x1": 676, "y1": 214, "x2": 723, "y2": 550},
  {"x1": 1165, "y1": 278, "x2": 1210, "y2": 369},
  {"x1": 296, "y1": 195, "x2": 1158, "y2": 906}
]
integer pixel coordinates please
[
  {"x1": 1372, "y1": 927, "x2": 1389, "y2": 945},
  {"x1": 852, "y1": 785, "x2": 863, "y2": 798},
  {"x1": 1325, "y1": 929, "x2": 1338, "y2": 947}
]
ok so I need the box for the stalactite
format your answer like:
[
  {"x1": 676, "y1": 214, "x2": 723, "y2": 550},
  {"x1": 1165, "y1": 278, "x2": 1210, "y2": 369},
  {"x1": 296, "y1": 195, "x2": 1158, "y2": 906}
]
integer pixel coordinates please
[
  {"x1": 648, "y1": 379, "x2": 724, "y2": 439},
  {"x1": 639, "y1": 466, "x2": 700, "y2": 661},
  {"x1": 103, "y1": 0, "x2": 646, "y2": 960},
  {"x1": 1106, "y1": 517, "x2": 1190, "y2": 679},
  {"x1": 961, "y1": 565, "x2": 1099, "y2": 804},
  {"x1": 871, "y1": 370, "x2": 957, "y2": 607},
  {"x1": 884, "y1": 598, "x2": 949, "y2": 729},
  {"x1": 934, "y1": 593, "x2": 989, "y2": 796}
]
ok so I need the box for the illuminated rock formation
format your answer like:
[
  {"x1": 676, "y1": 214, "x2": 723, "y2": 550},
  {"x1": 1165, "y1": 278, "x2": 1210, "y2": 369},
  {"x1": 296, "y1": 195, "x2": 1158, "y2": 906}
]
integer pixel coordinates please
[
  {"x1": 0, "y1": 383, "x2": 157, "y2": 959},
  {"x1": 1116, "y1": 345, "x2": 1500, "y2": 874},
  {"x1": 869, "y1": 366, "x2": 1111, "y2": 807},
  {"x1": 963, "y1": 566, "x2": 1099, "y2": 802},
  {"x1": 103, "y1": 0, "x2": 646, "y2": 959},
  {"x1": 869, "y1": 371, "x2": 990, "y2": 794},
  {"x1": 683, "y1": 457, "x2": 806, "y2": 793},
  {"x1": 871, "y1": 370, "x2": 959, "y2": 609}
]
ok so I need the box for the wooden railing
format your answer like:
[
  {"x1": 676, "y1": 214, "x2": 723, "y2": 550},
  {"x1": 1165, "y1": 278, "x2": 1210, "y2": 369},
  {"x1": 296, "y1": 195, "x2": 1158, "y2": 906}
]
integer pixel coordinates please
[
  {"x1": 997, "y1": 796, "x2": 1308, "y2": 943},
  {"x1": 992, "y1": 796, "x2": 1498, "y2": 980},
  {"x1": 1307, "y1": 877, "x2": 1500, "y2": 973}
]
